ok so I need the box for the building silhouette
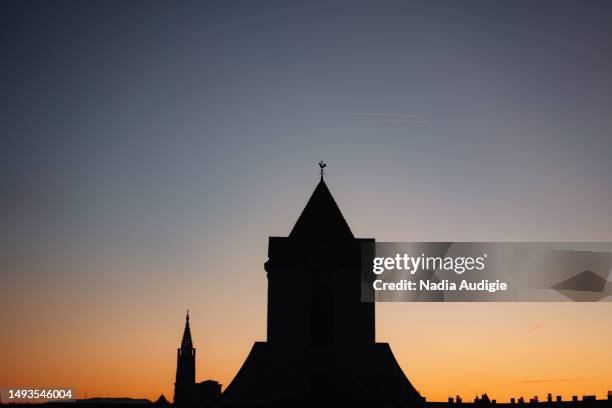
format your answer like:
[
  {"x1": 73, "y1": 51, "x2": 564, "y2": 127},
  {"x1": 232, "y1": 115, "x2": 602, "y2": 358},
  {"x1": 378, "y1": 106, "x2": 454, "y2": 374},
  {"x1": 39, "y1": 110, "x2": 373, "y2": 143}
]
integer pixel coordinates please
[
  {"x1": 433, "y1": 392, "x2": 612, "y2": 407},
  {"x1": 6, "y1": 169, "x2": 611, "y2": 407},
  {"x1": 221, "y1": 174, "x2": 424, "y2": 406},
  {"x1": 174, "y1": 311, "x2": 196, "y2": 405},
  {"x1": 173, "y1": 312, "x2": 221, "y2": 407}
]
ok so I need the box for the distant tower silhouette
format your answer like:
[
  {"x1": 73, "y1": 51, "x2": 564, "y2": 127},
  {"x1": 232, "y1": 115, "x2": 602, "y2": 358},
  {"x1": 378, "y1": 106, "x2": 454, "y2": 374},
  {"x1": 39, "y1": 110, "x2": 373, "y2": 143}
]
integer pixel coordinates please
[{"x1": 174, "y1": 311, "x2": 195, "y2": 406}]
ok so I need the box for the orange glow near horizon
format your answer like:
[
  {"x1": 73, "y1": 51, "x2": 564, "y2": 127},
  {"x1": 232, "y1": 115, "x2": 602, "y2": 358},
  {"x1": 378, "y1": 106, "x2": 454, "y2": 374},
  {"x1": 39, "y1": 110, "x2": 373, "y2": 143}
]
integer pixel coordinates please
[
  {"x1": 2, "y1": 296, "x2": 611, "y2": 403},
  {"x1": 2, "y1": 184, "x2": 611, "y2": 404}
]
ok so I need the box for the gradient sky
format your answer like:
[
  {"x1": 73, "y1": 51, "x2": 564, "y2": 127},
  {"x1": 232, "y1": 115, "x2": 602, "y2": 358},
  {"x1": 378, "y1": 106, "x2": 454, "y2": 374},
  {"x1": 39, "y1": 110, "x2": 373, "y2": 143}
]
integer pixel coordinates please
[{"x1": 1, "y1": 0, "x2": 612, "y2": 403}]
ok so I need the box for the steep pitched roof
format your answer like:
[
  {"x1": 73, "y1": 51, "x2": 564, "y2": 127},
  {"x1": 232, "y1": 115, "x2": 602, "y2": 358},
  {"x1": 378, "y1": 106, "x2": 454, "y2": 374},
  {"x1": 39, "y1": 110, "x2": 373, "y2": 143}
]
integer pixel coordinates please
[
  {"x1": 289, "y1": 178, "x2": 354, "y2": 242},
  {"x1": 154, "y1": 394, "x2": 169, "y2": 406}
]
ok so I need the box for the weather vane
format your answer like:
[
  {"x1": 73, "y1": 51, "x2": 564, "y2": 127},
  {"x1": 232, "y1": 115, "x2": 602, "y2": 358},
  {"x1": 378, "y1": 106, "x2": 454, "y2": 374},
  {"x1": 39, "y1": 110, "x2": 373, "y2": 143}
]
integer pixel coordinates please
[{"x1": 318, "y1": 161, "x2": 326, "y2": 177}]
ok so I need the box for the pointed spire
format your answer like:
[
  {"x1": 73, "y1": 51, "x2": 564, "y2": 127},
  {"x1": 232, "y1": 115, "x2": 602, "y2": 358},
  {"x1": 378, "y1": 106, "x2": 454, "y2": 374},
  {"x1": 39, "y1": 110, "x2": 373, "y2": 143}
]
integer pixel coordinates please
[
  {"x1": 289, "y1": 167, "x2": 353, "y2": 242},
  {"x1": 154, "y1": 394, "x2": 169, "y2": 406},
  {"x1": 181, "y1": 310, "x2": 193, "y2": 350}
]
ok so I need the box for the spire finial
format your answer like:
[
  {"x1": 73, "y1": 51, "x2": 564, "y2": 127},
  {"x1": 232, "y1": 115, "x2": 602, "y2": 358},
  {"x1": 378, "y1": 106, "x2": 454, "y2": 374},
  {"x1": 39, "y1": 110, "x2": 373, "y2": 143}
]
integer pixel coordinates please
[
  {"x1": 186, "y1": 309, "x2": 189, "y2": 322},
  {"x1": 318, "y1": 161, "x2": 326, "y2": 179}
]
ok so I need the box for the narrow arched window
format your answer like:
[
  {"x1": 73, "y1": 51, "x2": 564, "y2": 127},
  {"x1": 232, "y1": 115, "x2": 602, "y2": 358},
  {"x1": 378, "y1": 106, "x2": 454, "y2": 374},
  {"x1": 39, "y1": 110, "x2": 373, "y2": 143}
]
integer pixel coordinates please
[{"x1": 309, "y1": 284, "x2": 334, "y2": 348}]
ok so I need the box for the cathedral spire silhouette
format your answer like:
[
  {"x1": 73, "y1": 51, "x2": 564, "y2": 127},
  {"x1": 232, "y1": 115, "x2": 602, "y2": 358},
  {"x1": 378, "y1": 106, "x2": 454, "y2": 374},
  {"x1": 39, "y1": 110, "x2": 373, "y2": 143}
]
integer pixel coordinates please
[{"x1": 174, "y1": 311, "x2": 195, "y2": 406}]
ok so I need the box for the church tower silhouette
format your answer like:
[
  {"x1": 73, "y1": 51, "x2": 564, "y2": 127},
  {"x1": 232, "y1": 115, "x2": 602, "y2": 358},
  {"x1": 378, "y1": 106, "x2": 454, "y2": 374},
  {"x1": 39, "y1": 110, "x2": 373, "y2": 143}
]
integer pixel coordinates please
[
  {"x1": 174, "y1": 311, "x2": 195, "y2": 405},
  {"x1": 222, "y1": 170, "x2": 424, "y2": 406}
]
